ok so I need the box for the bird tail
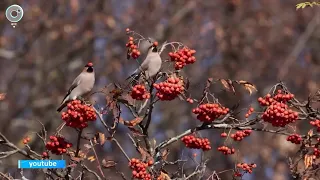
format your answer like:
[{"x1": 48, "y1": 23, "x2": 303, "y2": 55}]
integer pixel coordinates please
[
  {"x1": 56, "y1": 102, "x2": 67, "y2": 112},
  {"x1": 125, "y1": 72, "x2": 141, "y2": 88},
  {"x1": 57, "y1": 96, "x2": 69, "y2": 112}
]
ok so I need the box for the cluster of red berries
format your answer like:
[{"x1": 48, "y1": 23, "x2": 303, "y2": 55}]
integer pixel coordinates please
[
  {"x1": 45, "y1": 136, "x2": 72, "y2": 155},
  {"x1": 245, "y1": 107, "x2": 254, "y2": 118},
  {"x1": 126, "y1": 36, "x2": 140, "y2": 59},
  {"x1": 217, "y1": 146, "x2": 235, "y2": 155},
  {"x1": 181, "y1": 135, "x2": 211, "y2": 151},
  {"x1": 22, "y1": 136, "x2": 31, "y2": 144},
  {"x1": 168, "y1": 48, "x2": 196, "y2": 70},
  {"x1": 312, "y1": 138, "x2": 320, "y2": 158},
  {"x1": 258, "y1": 91, "x2": 298, "y2": 127},
  {"x1": 286, "y1": 134, "x2": 303, "y2": 144},
  {"x1": 192, "y1": 103, "x2": 229, "y2": 123},
  {"x1": 310, "y1": 120, "x2": 320, "y2": 132},
  {"x1": 313, "y1": 148, "x2": 320, "y2": 158},
  {"x1": 130, "y1": 84, "x2": 150, "y2": 100},
  {"x1": 153, "y1": 77, "x2": 184, "y2": 101},
  {"x1": 236, "y1": 163, "x2": 257, "y2": 174},
  {"x1": 61, "y1": 100, "x2": 97, "y2": 129},
  {"x1": 231, "y1": 130, "x2": 252, "y2": 141},
  {"x1": 258, "y1": 90, "x2": 294, "y2": 106},
  {"x1": 129, "y1": 158, "x2": 153, "y2": 180}
]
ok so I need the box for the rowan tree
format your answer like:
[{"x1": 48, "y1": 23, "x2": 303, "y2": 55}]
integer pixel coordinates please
[{"x1": 0, "y1": 28, "x2": 319, "y2": 180}]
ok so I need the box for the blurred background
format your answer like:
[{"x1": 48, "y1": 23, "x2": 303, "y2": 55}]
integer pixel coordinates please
[{"x1": 0, "y1": 0, "x2": 319, "y2": 179}]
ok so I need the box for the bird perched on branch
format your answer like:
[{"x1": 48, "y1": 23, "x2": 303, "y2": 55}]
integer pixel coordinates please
[
  {"x1": 57, "y1": 62, "x2": 95, "y2": 112},
  {"x1": 126, "y1": 42, "x2": 162, "y2": 85}
]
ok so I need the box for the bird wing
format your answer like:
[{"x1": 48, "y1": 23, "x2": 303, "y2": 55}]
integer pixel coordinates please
[
  {"x1": 140, "y1": 55, "x2": 151, "y2": 71},
  {"x1": 60, "y1": 74, "x2": 82, "y2": 103}
]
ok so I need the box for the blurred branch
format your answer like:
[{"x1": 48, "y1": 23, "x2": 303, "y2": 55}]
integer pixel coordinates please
[
  {"x1": 155, "y1": 113, "x2": 315, "y2": 152},
  {"x1": 89, "y1": 140, "x2": 105, "y2": 178},
  {"x1": 93, "y1": 106, "x2": 130, "y2": 162},
  {"x1": 82, "y1": 164, "x2": 102, "y2": 180},
  {"x1": 0, "y1": 172, "x2": 13, "y2": 180},
  {"x1": 0, "y1": 133, "x2": 65, "y2": 178},
  {"x1": 278, "y1": 11, "x2": 320, "y2": 79}
]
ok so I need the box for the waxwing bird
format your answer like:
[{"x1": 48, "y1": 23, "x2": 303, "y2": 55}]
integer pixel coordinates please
[
  {"x1": 126, "y1": 43, "x2": 162, "y2": 84},
  {"x1": 57, "y1": 62, "x2": 95, "y2": 112}
]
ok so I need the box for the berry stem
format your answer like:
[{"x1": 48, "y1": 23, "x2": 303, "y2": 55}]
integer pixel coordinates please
[
  {"x1": 142, "y1": 84, "x2": 155, "y2": 155},
  {"x1": 75, "y1": 129, "x2": 83, "y2": 157},
  {"x1": 93, "y1": 106, "x2": 131, "y2": 162},
  {"x1": 144, "y1": 85, "x2": 155, "y2": 133}
]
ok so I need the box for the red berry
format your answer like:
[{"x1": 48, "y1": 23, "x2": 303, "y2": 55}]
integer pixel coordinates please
[
  {"x1": 42, "y1": 152, "x2": 48, "y2": 158},
  {"x1": 23, "y1": 139, "x2": 28, "y2": 144},
  {"x1": 221, "y1": 132, "x2": 227, "y2": 137}
]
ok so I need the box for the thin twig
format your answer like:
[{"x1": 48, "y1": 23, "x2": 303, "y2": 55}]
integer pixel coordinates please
[
  {"x1": 82, "y1": 164, "x2": 102, "y2": 180},
  {"x1": 112, "y1": 139, "x2": 131, "y2": 161},
  {"x1": 89, "y1": 140, "x2": 106, "y2": 178}
]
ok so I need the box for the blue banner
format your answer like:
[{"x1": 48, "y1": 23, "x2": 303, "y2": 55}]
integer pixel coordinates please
[{"x1": 18, "y1": 160, "x2": 66, "y2": 169}]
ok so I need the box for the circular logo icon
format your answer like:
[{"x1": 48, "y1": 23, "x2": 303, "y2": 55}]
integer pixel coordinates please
[{"x1": 5, "y1": 4, "x2": 24, "y2": 23}]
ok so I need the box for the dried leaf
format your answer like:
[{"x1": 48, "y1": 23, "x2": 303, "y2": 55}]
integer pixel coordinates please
[
  {"x1": 304, "y1": 154, "x2": 313, "y2": 169},
  {"x1": 105, "y1": 16, "x2": 116, "y2": 28},
  {"x1": 151, "y1": 138, "x2": 156, "y2": 150},
  {"x1": 158, "y1": 171, "x2": 171, "y2": 180},
  {"x1": 301, "y1": 3, "x2": 307, "y2": 9},
  {"x1": 119, "y1": 117, "x2": 125, "y2": 124},
  {"x1": 207, "y1": 78, "x2": 213, "y2": 85},
  {"x1": 110, "y1": 88, "x2": 123, "y2": 99},
  {"x1": 138, "y1": 147, "x2": 152, "y2": 161},
  {"x1": 0, "y1": 93, "x2": 6, "y2": 101},
  {"x1": 87, "y1": 156, "x2": 96, "y2": 162},
  {"x1": 161, "y1": 148, "x2": 170, "y2": 161},
  {"x1": 122, "y1": 94, "x2": 134, "y2": 105},
  {"x1": 185, "y1": 78, "x2": 190, "y2": 90},
  {"x1": 127, "y1": 49, "x2": 131, "y2": 60},
  {"x1": 296, "y1": 3, "x2": 305, "y2": 10},
  {"x1": 123, "y1": 117, "x2": 143, "y2": 127},
  {"x1": 236, "y1": 80, "x2": 257, "y2": 95},
  {"x1": 67, "y1": 163, "x2": 77, "y2": 168},
  {"x1": 219, "y1": 79, "x2": 235, "y2": 94},
  {"x1": 98, "y1": 132, "x2": 106, "y2": 145},
  {"x1": 93, "y1": 136, "x2": 98, "y2": 144},
  {"x1": 308, "y1": 129, "x2": 313, "y2": 138},
  {"x1": 83, "y1": 144, "x2": 92, "y2": 150},
  {"x1": 70, "y1": 156, "x2": 83, "y2": 162},
  {"x1": 102, "y1": 159, "x2": 117, "y2": 168}
]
